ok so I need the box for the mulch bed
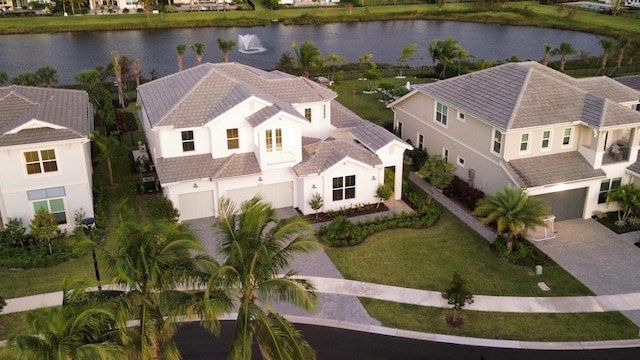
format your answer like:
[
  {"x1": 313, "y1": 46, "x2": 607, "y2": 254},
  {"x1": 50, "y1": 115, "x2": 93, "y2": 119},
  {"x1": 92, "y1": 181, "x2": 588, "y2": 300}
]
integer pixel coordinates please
[{"x1": 296, "y1": 203, "x2": 390, "y2": 224}]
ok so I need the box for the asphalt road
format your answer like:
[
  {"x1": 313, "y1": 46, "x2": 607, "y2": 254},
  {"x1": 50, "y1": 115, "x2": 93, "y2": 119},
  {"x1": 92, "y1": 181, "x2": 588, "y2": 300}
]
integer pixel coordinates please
[{"x1": 174, "y1": 321, "x2": 640, "y2": 360}]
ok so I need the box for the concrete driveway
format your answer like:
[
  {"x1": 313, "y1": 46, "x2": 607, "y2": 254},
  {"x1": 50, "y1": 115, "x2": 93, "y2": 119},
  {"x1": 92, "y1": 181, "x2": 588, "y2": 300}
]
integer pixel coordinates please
[
  {"x1": 533, "y1": 218, "x2": 640, "y2": 327},
  {"x1": 185, "y1": 214, "x2": 381, "y2": 326}
]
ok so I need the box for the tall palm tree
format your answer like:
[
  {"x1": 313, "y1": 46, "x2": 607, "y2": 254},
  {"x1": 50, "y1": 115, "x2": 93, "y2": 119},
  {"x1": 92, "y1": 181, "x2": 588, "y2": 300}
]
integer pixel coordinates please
[
  {"x1": 429, "y1": 37, "x2": 465, "y2": 78},
  {"x1": 472, "y1": 187, "x2": 549, "y2": 253},
  {"x1": 0, "y1": 281, "x2": 126, "y2": 360},
  {"x1": 324, "y1": 53, "x2": 346, "y2": 83},
  {"x1": 176, "y1": 44, "x2": 187, "y2": 72},
  {"x1": 541, "y1": 43, "x2": 552, "y2": 66},
  {"x1": 111, "y1": 50, "x2": 124, "y2": 108},
  {"x1": 91, "y1": 130, "x2": 123, "y2": 187},
  {"x1": 397, "y1": 43, "x2": 417, "y2": 78},
  {"x1": 596, "y1": 37, "x2": 616, "y2": 76},
  {"x1": 214, "y1": 197, "x2": 321, "y2": 360},
  {"x1": 292, "y1": 40, "x2": 322, "y2": 78},
  {"x1": 103, "y1": 219, "x2": 231, "y2": 360},
  {"x1": 217, "y1": 37, "x2": 236, "y2": 63},
  {"x1": 191, "y1": 43, "x2": 206, "y2": 66},
  {"x1": 613, "y1": 38, "x2": 630, "y2": 75},
  {"x1": 35, "y1": 66, "x2": 59, "y2": 87},
  {"x1": 551, "y1": 42, "x2": 576, "y2": 73}
]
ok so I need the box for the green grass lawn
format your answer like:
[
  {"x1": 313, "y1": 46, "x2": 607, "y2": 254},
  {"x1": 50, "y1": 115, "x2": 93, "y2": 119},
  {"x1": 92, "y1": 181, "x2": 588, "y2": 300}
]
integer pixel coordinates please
[
  {"x1": 326, "y1": 207, "x2": 592, "y2": 297},
  {"x1": 361, "y1": 298, "x2": 639, "y2": 342}
]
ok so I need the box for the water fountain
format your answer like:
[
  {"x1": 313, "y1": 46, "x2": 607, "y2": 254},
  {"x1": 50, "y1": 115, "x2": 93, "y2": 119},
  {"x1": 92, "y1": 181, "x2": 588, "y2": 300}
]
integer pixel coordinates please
[{"x1": 237, "y1": 34, "x2": 267, "y2": 54}]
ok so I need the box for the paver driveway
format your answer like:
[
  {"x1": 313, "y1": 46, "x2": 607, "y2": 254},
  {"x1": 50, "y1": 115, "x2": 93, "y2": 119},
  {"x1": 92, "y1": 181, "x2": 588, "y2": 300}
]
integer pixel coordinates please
[{"x1": 533, "y1": 218, "x2": 640, "y2": 327}]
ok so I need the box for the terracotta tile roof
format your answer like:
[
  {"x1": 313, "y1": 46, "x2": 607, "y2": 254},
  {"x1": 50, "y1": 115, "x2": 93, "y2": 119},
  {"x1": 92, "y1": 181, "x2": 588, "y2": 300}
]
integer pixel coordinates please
[
  {"x1": 0, "y1": 86, "x2": 91, "y2": 146},
  {"x1": 507, "y1": 152, "x2": 606, "y2": 188}
]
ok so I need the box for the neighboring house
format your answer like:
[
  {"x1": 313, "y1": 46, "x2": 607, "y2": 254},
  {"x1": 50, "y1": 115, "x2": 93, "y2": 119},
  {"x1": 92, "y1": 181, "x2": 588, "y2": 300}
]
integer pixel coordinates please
[
  {"x1": 0, "y1": 85, "x2": 94, "y2": 232},
  {"x1": 390, "y1": 61, "x2": 640, "y2": 221},
  {"x1": 137, "y1": 62, "x2": 410, "y2": 222},
  {"x1": 614, "y1": 75, "x2": 640, "y2": 93}
]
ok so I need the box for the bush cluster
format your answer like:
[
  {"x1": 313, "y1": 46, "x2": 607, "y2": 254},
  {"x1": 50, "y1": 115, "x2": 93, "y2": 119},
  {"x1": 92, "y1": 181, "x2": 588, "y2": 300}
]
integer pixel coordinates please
[
  {"x1": 442, "y1": 176, "x2": 485, "y2": 211},
  {"x1": 0, "y1": 232, "x2": 87, "y2": 268},
  {"x1": 490, "y1": 236, "x2": 553, "y2": 267},
  {"x1": 318, "y1": 204, "x2": 440, "y2": 247}
]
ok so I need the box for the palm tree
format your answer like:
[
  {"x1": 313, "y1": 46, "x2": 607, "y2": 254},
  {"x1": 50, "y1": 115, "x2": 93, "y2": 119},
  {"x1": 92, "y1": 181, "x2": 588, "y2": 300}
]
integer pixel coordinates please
[
  {"x1": 191, "y1": 43, "x2": 206, "y2": 66},
  {"x1": 596, "y1": 37, "x2": 616, "y2": 76},
  {"x1": 35, "y1": 66, "x2": 59, "y2": 87},
  {"x1": 551, "y1": 42, "x2": 576, "y2": 73},
  {"x1": 292, "y1": 40, "x2": 322, "y2": 78},
  {"x1": 214, "y1": 197, "x2": 321, "y2": 360},
  {"x1": 428, "y1": 37, "x2": 465, "y2": 78},
  {"x1": 541, "y1": 44, "x2": 552, "y2": 66},
  {"x1": 11, "y1": 72, "x2": 38, "y2": 86},
  {"x1": 0, "y1": 281, "x2": 126, "y2": 360},
  {"x1": 472, "y1": 187, "x2": 549, "y2": 253},
  {"x1": 613, "y1": 38, "x2": 630, "y2": 75},
  {"x1": 0, "y1": 70, "x2": 8, "y2": 85},
  {"x1": 397, "y1": 43, "x2": 417, "y2": 78},
  {"x1": 111, "y1": 50, "x2": 124, "y2": 108},
  {"x1": 216, "y1": 38, "x2": 236, "y2": 63},
  {"x1": 91, "y1": 130, "x2": 124, "y2": 187},
  {"x1": 606, "y1": 183, "x2": 640, "y2": 223},
  {"x1": 176, "y1": 44, "x2": 187, "y2": 72},
  {"x1": 324, "y1": 53, "x2": 346, "y2": 83},
  {"x1": 102, "y1": 219, "x2": 231, "y2": 360}
]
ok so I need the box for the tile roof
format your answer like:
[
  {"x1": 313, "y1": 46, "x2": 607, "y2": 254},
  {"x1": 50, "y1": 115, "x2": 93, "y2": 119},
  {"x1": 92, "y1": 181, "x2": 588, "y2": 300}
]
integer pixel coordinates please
[
  {"x1": 137, "y1": 63, "x2": 335, "y2": 128},
  {"x1": 293, "y1": 138, "x2": 382, "y2": 176},
  {"x1": 612, "y1": 75, "x2": 640, "y2": 91},
  {"x1": 414, "y1": 61, "x2": 640, "y2": 131},
  {"x1": 0, "y1": 85, "x2": 90, "y2": 146},
  {"x1": 506, "y1": 152, "x2": 606, "y2": 188},
  {"x1": 626, "y1": 151, "x2": 640, "y2": 175},
  {"x1": 155, "y1": 152, "x2": 261, "y2": 184}
]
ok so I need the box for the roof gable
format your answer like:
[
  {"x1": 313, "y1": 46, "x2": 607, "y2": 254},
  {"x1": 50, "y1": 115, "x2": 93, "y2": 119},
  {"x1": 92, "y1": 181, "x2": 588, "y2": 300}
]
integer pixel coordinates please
[{"x1": 293, "y1": 138, "x2": 382, "y2": 176}]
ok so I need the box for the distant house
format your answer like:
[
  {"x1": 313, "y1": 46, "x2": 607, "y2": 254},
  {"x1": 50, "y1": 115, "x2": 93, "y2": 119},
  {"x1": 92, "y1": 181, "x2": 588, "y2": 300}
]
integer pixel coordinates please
[
  {"x1": 137, "y1": 62, "x2": 410, "y2": 221},
  {"x1": 614, "y1": 75, "x2": 640, "y2": 93},
  {"x1": 0, "y1": 85, "x2": 94, "y2": 232},
  {"x1": 389, "y1": 61, "x2": 640, "y2": 221}
]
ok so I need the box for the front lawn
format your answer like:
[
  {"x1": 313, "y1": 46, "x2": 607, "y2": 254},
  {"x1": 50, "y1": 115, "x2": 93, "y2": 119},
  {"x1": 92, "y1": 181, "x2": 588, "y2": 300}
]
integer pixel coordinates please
[
  {"x1": 361, "y1": 298, "x2": 639, "y2": 342},
  {"x1": 326, "y1": 207, "x2": 592, "y2": 297}
]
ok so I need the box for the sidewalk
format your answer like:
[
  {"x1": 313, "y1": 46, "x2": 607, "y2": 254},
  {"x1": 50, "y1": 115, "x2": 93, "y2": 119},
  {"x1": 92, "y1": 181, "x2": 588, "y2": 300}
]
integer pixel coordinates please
[{"x1": 5, "y1": 277, "x2": 640, "y2": 316}]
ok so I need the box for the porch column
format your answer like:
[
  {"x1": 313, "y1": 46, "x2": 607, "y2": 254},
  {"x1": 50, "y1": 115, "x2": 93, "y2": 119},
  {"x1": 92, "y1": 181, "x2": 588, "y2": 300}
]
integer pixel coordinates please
[{"x1": 394, "y1": 161, "x2": 403, "y2": 200}]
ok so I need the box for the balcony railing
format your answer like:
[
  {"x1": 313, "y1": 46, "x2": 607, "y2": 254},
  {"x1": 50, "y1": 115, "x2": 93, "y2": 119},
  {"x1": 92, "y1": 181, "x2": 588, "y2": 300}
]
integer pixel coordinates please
[{"x1": 266, "y1": 146, "x2": 296, "y2": 165}]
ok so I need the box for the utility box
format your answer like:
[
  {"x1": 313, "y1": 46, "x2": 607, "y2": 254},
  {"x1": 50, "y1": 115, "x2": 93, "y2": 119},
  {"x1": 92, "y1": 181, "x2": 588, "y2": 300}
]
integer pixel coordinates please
[{"x1": 535, "y1": 265, "x2": 543, "y2": 275}]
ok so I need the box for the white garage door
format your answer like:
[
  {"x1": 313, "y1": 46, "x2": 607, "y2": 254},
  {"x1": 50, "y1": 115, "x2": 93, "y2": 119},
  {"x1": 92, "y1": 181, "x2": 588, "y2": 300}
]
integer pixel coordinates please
[
  {"x1": 178, "y1": 191, "x2": 215, "y2": 221},
  {"x1": 226, "y1": 182, "x2": 293, "y2": 209}
]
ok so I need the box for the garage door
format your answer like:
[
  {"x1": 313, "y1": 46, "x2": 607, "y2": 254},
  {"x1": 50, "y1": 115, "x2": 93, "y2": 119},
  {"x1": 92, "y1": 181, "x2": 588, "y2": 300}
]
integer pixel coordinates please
[
  {"x1": 178, "y1": 191, "x2": 215, "y2": 221},
  {"x1": 534, "y1": 188, "x2": 586, "y2": 221},
  {"x1": 226, "y1": 182, "x2": 294, "y2": 209}
]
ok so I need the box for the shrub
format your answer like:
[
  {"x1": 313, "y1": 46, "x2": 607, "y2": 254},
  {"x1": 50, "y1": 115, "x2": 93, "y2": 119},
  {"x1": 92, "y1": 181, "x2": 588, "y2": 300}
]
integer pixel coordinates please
[
  {"x1": 145, "y1": 195, "x2": 180, "y2": 223},
  {"x1": 443, "y1": 176, "x2": 485, "y2": 211},
  {"x1": 0, "y1": 218, "x2": 27, "y2": 248},
  {"x1": 0, "y1": 235, "x2": 88, "y2": 268},
  {"x1": 491, "y1": 236, "x2": 552, "y2": 267}
]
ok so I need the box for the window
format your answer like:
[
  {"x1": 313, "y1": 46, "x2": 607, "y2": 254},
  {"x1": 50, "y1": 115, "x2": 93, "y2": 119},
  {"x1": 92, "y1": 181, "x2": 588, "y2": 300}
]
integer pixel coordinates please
[
  {"x1": 541, "y1": 130, "x2": 551, "y2": 150},
  {"x1": 28, "y1": 187, "x2": 66, "y2": 224},
  {"x1": 181, "y1": 131, "x2": 194, "y2": 152},
  {"x1": 417, "y1": 134, "x2": 424, "y2": 151},
  {"x1": 304, "y1": 108, "x2": 312, "y2": 121},
  {"x1": 226, "y1": 128, "x2": 239, "y2": 149},
  {"x1": 332, "y1": 175, "x2": 356, "y2": 201},
  {"x1": 562, "y1": 128, "x2": 572, "y2": 147},
  {"x1": 323, "y1": 104, "x2": 326, "y2": 118},
  {"x1": 442, "y1": 148, "x2": 449, "y2": 163},
  {"x1": 457, "y1": 156, "x2": 465, "y2": 167},
  {"x1": 458, "y1": 112, "x2": 465, "y2": 122},
  {"x1": 520, "y1": 133, "x2": 530, "y2": 153},
  {"x1": 598, "y1": 178, "x2": 622, "y2": 204},
  {"x1": 24, "y1": 149, "x2": 57, "y2": 175},
  {"x1": 397, "y1": 121, "x2": 403, "y2": 138},
  {"x1": 492, "y1": 130, "x2": 503, "y2": 154},
  {"x1": 436, "y1": 102, "x2": 448, "y2": 126},
  {"x1": 265, "y1": 129, "x2": 282, "y2": 152},
  {"x1": 634, "y1": 104, "x2": 639, "y2": 111}
]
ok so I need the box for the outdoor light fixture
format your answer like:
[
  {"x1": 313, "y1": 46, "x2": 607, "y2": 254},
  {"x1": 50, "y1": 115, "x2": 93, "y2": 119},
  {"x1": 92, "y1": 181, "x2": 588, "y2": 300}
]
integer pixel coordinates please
[
  {"x1": 371, "y1": 176, "x2": 376, "y2": 181},
  {"x1": 312, "y1": 184, "x2": 317, "y2": 189},
  {"x1": 193, "y1": 183, "x2": 198, "y2": 188},
  {"x1": 258, "y1": 176, "x2": 263, "y2": 182}
]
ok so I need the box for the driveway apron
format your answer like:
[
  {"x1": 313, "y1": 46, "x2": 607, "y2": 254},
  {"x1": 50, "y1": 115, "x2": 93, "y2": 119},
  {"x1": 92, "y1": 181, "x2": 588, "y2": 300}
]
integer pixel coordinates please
[{"x1": 533, "y1": 218, "x2": 640, "y2": 327}]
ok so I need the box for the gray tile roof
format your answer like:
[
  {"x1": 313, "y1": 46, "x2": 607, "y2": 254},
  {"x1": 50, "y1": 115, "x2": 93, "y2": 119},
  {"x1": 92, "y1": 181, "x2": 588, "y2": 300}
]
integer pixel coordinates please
[
  {"x1": 414, "y1": 61, "x2": 640, "y2": 131},
  {"x1": 155, "y1": 152, "x2": 261, "y2": 184},
  {"x1": 506, "y1": 152, "x2": 606, "y2": 188},
  {"x1": 0, "y1": 85, "x2": 90, "y2": 146},
  {"x1": 626, "y1": 151, "x2": 640, "y2": 175},
  {"x1": 612, "y1": 75, "x2": 640, "y2": 91},
  {"x1": 293, "y1": 138, "x2": 382, "y2": 176},
  {"x1": 137, "y1": 63, "x2": 335, "y2": 128}
]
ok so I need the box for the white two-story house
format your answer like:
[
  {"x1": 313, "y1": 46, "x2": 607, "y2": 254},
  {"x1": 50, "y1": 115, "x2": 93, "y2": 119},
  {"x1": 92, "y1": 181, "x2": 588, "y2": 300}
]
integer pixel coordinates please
[
  {"x1": 0, "y1": 86, "x2": 94, "y2": 232},
  {"x1": 137, "y1": 62, "x2": 411, "y2": 221},
  {"x1": 390, "y1": 61, "x2": 640, "y2": 221}
]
